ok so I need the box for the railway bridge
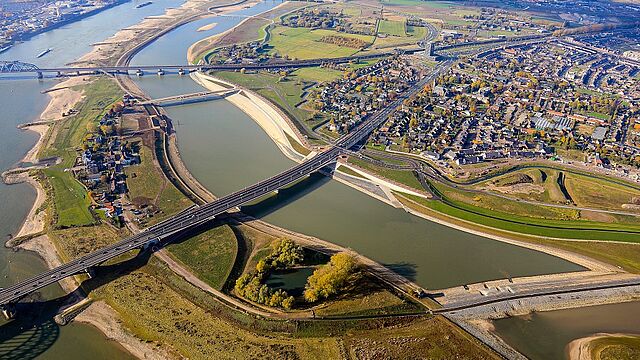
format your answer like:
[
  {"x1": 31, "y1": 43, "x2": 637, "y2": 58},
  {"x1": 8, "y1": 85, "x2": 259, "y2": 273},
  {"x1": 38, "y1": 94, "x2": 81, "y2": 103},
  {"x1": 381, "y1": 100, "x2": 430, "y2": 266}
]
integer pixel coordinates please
[{"x1": 0, "y1": 52, "x2": 402, "y2": 79}]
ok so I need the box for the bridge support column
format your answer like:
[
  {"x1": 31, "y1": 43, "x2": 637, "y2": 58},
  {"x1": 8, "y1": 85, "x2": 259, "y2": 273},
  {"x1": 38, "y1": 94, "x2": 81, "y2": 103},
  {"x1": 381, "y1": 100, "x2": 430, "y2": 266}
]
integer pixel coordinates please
[
  {"x1": 140, "y1": 238, "x2": 160, "y2": 253},
  {"x1": 36, "y1": 71, "x2": 43, "y2": 79},
  {"x1": 1, "y1": 304, "x2": 16, "y2": 320},
  {"x1": 84, "y1": 267, "x2": 96, "y2": 279}
]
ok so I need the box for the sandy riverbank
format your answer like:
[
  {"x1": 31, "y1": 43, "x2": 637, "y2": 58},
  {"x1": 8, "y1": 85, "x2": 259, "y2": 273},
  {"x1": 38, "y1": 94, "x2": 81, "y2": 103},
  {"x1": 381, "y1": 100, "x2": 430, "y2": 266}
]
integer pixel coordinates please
[
  {"x1": 10, "y1": 77, "x2": 89, "y2": 239},
  {"x1": 11, "y1": 173, "x2": 46, "y2": 238},
  {"x1": 75, "y1": 301, "x2": 176, "y2": 360},
  {"x1": 567, "y1": 333, "x2": 639, "y2": 360},
  {"x1": 192, "y1": 72, "x2": 308, "y2": 161},
  {"x1": 196, "y1": 22, "x2": 217, "y2": 32}
]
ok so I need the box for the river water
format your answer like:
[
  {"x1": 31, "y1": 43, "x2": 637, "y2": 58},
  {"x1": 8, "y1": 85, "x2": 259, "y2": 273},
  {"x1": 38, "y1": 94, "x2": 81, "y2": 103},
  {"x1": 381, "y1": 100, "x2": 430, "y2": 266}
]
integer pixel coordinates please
[
  {"x1": 493, "y1": 301, "x2": 640, "y2": 360},
  {"x1": 0, "y1": 0, "x2": 184, "y2": 358},
  {"x1": 0, "y1": 0, "x2": 624, "y2": 357},
  {"x1": 130, "y1": 1, "x2": 583, "y2": 290}
]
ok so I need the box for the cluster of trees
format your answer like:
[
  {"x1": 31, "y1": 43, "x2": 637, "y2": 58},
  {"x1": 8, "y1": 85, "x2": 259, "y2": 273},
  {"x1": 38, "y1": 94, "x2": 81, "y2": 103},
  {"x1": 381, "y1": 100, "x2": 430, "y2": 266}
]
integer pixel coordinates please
[
  {"x1": 282, "y1": 8, "x2": 374, "y2": 35},
  {"x1": 303, "y1": 252, "x2": 358, "y2": 303},
  {"x1": 234, "y1": 275, "x2": 295, "y2": 309},
  {"x1": 320, "y1": 35, "x2": 368, "y2": 49},
  {"x1": 568, "y1": 95, "x2": 620, "y2": 117},
  {"x1": 234, "y1": 238, "x2": 303, "y2": 309}
]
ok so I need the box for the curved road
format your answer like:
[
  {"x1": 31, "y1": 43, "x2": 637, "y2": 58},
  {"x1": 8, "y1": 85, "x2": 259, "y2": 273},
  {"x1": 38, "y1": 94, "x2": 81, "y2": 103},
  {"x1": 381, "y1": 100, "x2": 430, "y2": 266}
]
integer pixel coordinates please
[{"x1": 0, "y1": 59, "x2": 451, "y2": 308}]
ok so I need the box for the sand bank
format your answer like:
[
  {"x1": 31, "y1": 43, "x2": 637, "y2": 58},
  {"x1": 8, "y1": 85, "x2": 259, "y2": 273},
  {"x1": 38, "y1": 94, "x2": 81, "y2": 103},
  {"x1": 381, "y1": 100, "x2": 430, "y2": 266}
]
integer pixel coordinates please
[
  {"x1": 18, "y1": 235, "x2": 77, "y2": 294},
  {"x1": 196, "y1": 22, "x2": 217, "y2": 32},
  {"x1": 192, "y1": 72, "x2": 307, "y2": 161},
  {"x1": 75, "y1": 301, "x2": 176, "y2": 360},
  {"x1": 567, "y1": 333, "x2": 639, "y2": 360},
  {"x1": 12, "y1": 173, "x2": 46, "y2": 238}
]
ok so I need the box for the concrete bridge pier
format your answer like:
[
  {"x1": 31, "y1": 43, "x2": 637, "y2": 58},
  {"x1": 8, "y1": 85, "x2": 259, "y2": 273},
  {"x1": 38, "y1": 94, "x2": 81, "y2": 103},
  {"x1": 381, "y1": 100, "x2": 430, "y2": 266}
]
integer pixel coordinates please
[
  {"x1": 1, "y1": 304, "x2": 16, "y2": 320},
  {"x1": 178, "y1": 68, "x2": 186, "y2": 75},
  {"x1": 36, "y1": 71, "x2": 43, "y2": 79},
  {"x1": 141, "y1": 238, "x2": 161, "y2": 252}
]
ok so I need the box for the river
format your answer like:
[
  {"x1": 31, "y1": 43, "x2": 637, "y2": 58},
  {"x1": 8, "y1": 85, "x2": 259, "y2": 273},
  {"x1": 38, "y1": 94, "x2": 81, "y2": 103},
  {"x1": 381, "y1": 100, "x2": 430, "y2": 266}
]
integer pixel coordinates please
[
  {"x1": 0, "y1": 0, "x2": 184, "y2": 358},
  {"x1": 493, "y1": 301, "x2": 640, "y2": 360},
  {"x1": 129, "y1": 1, "x2": 583, "y2": 291},
  {"x1": 0, "y1": 0, "x2": 623, "y2": 357}
]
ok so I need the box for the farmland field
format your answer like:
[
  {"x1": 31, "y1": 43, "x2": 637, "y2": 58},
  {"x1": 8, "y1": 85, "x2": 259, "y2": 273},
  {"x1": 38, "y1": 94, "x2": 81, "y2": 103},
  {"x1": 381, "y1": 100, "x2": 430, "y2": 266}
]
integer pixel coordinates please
[
  {"x1": 266, "y1": 27, "x2": 373, "y2": 59},
  {"x1": 378, "y1": 19, "x2": 406, "y2": 36}
]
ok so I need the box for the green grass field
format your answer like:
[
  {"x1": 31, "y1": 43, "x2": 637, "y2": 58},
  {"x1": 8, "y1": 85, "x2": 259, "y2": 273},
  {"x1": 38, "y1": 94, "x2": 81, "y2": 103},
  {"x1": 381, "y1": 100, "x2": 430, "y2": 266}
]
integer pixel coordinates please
[
  {"x1": 44, "y1": 169, "x2": 95, "y2": 228},
  {"x1": 397, "y1": 190, "x2": 640, "y2": 243},
  {"x1": 347, "y1": 157, "x2": 424, "y2": 191},
  {"x1": 477, "y1": 166, "x2": 640, "y2": 215},
  {"x1": 293, "y1": 67, "x2": 343, "y2": 82},
  {"x1": 380, "y1": 0, "x2": 454, "y2": 7},
  {"x1": 41, "y1": 78, "x2": 120, "y2": 165},
  {"x1": 38, "y1": 77, "x2": 120, "y2": 227},
  {"x1": 267, "y1": 27, "x2": 373, "y2": 59},
  {"x1": 372, "y1": 25, "x2": 427, "y2": 49},
  {"x1": 124, "y1": 143, "x2": 163, "y2": 203},
  {"x1": 378, "y1": 20, "x2": 406, "y2": 36},
  {"x1": 167, "y1": 225, "x2": 238, "y2": 290}
]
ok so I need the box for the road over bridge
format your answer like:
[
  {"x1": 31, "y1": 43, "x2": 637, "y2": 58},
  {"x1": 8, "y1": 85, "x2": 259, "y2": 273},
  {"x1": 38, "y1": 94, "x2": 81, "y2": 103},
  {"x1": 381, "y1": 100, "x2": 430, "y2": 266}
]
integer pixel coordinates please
[
  {"x1": 137, "y1": 89, "x2": 239, "y2": 106},
  {"x1": 0, "y1": 59, "x2": 451, "y2": 314},
  {"x1": 0, "y1": 52, "x2": 407, "y2": 78}
]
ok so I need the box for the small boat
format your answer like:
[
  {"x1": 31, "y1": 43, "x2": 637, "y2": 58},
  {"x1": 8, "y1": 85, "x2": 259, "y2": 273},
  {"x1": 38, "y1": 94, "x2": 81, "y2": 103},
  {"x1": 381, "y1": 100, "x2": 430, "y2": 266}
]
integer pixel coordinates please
[
  {"x1": 135, "y1": 1, "x2": 152, "y2": 9},
  {"x1": 36, "y1": 48, "x2": 52, "y2": 58}
]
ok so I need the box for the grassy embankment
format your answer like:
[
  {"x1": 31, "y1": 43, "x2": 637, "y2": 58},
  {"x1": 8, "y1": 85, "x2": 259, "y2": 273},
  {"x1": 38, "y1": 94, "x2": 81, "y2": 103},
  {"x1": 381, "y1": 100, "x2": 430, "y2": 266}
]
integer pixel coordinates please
[
  {"x1": 401, "y1": 181, "x2": 640, "y2": 242},
  {"x1": 39, "y1": 78, "x2": 120, "y2": 228},
  {"x1": 166, "y1": 225, "x2": 238, "y2": 290},
  {"x1": 124, "y1": 139, "x2": 191, "y2": 225},
  {"x1": 341, "y1": 148, "x2": 640, "y2": 269},
  {"x1": 395, "y1": 191, "x2": 640, "y2": 273},
  {"x1": 347, "y1": 156, "x2": 424, "y2": 191}
]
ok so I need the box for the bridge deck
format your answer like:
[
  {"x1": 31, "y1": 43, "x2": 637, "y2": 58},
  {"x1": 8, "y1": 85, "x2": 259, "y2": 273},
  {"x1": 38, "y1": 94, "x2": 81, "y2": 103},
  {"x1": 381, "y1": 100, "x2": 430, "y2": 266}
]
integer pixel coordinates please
[{"x1": 0, "y1": 60, "x2": 449, "y2": 307}]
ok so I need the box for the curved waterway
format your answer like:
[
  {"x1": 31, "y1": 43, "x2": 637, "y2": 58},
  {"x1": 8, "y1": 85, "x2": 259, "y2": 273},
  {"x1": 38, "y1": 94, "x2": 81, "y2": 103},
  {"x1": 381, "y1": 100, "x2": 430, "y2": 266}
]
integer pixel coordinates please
[
  {"x1": 493, "y1": 301, "x2": 640, "y2": 360},
  {"x1": 130, "y1": 0, "x2": 583, "y2": 290},
  {"x1": 0, "y1": 0, "x2": 184, "y2": 358}
]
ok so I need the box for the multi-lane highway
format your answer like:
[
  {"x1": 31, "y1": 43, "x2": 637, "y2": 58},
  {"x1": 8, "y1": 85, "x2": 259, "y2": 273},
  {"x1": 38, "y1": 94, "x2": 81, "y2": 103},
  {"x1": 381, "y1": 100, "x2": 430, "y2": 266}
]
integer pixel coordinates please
[{"x1": 0, "y1": 59, "x2": 451, "y2": 308}]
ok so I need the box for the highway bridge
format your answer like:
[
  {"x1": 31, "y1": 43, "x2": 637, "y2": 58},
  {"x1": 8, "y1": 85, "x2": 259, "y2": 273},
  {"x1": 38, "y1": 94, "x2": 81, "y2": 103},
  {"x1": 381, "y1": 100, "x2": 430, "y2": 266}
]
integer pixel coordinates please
[
  {"x1": 0, "y1": 59, "x2": 451, "y2": 315},
  {"x1": 137, "y1": 89, "x2": 239, "y2": 106},
  {"x1": 0, "y1": 52, "x2": 405, "y2": 78}
]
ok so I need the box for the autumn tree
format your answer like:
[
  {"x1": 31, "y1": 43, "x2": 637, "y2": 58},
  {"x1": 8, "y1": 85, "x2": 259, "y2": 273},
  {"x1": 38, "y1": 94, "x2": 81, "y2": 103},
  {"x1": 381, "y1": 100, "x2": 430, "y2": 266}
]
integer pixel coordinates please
[{"x1": 304, "y1": 253, "x2": 358, "y2": 303}]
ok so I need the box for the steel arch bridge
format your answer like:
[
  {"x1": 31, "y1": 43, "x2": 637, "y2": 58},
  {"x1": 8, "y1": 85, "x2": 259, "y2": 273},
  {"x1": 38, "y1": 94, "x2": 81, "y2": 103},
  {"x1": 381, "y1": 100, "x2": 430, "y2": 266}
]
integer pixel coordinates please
[{"x1": 0, "y1": 61, "x2": 40, "y2": 73}]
